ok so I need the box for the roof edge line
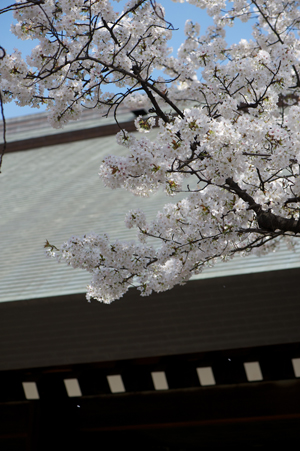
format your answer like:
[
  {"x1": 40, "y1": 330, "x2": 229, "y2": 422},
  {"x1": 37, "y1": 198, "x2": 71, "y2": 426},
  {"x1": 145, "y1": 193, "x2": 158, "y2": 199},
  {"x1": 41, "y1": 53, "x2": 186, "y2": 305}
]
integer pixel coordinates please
[{"x1": 4, "y1": 120, "x2": 137, "y2": 153}]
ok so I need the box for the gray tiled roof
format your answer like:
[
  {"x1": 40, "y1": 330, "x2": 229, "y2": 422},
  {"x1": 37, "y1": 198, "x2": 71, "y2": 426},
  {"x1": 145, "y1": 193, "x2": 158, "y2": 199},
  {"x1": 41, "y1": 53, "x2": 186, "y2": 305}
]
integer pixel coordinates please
[{"x1": 1, "y1": 112, "x2": 299, "y2": 303}]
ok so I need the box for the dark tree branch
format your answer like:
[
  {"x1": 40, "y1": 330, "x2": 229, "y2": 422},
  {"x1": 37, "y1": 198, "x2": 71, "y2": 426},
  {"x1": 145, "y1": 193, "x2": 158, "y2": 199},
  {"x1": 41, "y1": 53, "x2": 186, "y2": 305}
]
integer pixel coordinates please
[
  {"x1": 225, "y1": 178, "x2": 261, "y2": 213},
  {"x1": 284, "y1": 196, "x2": 300, "y2": 205},
  {"x1": 225, "y1": 178, "x2": 300, "y2": 233}
]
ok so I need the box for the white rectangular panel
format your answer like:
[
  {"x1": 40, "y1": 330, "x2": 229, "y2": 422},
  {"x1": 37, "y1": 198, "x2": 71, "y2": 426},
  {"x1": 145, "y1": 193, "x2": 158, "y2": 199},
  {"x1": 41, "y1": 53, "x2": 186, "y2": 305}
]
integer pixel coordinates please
[
  {"x1": 64, "y1": 378, "x2": 82, "y2": 397},
  {"x1": 151, "y1": 371, "x2": 169, "y2": 390},
  {"x1": 292, "y1": 358, "x2": 300, "y2": 377},
  {"x1": 22, "y1": 382, "x2": 40, "y2": 400},
  {"x1": 244, "y1": 361, "x2": 263, "y2": 381},
  {"x1": 196, "y1": 367, "x2": 216, "y2": 386},
  {"x1": 107, "y1": 375, "x2": 126, "y2": 393}
]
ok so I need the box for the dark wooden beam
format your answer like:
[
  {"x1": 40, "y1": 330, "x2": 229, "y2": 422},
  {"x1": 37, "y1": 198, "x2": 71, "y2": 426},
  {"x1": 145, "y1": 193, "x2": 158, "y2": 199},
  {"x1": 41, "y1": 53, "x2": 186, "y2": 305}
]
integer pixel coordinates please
[
  {"x1": 77, "y1": 380, "x2": 300, "y2": 429},
  {"x1": 5, "y1": 120, "x2": 137, "y2": 153}
]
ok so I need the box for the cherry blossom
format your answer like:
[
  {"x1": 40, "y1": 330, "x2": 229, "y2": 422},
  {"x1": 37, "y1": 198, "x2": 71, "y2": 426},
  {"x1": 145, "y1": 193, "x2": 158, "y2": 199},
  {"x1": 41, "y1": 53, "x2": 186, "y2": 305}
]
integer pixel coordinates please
[{"x1": 1, "y1": 0, "x2": 300, "y2": 302}]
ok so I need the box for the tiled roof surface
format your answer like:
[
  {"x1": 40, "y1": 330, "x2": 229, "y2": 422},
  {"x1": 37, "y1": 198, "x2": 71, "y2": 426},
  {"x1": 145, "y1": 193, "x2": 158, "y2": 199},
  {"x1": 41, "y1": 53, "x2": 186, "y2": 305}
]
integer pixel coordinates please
[{"x1": 1, "y1": 112, "x2": 299, "y2": 303}]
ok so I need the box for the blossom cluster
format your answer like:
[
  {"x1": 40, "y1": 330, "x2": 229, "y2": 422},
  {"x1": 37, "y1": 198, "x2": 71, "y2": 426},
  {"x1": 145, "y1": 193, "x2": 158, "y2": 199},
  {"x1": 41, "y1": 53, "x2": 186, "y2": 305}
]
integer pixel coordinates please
[{"x1": 2, "y1": 0, "x2": 300, "y2": 302}]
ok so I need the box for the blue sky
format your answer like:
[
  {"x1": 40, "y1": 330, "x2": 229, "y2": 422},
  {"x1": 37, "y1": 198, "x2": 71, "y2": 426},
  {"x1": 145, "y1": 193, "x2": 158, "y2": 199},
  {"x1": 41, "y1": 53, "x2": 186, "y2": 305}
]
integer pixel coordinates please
[{"x1": 0, "y1": 0, "x2": 253, "y2": 118}]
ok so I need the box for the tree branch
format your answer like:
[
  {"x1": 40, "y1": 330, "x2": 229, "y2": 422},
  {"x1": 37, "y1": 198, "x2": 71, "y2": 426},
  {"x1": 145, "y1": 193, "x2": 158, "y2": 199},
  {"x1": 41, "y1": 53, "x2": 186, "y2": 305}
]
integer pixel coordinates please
[{"x1": 225, "y1": 178, "x2": 300, "y2": 233}]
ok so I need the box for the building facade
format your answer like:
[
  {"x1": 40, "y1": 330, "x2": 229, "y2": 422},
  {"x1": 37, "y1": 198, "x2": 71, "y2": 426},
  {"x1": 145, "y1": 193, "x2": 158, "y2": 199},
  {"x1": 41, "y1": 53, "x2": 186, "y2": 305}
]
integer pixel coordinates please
[{"x1": 1, "y1": 110, "x2": 300, "y2": 449}]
